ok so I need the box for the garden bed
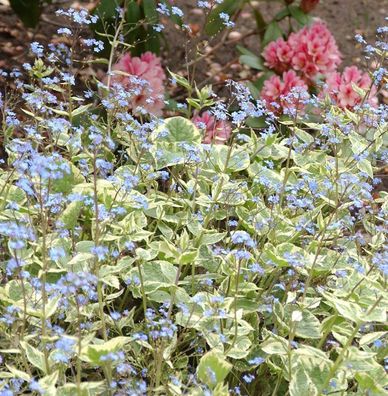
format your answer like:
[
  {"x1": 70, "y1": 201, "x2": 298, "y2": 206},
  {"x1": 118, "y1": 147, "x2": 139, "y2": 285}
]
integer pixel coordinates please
[{"x1": 0, "y1": 1, "x2": 387, "y2": 395}]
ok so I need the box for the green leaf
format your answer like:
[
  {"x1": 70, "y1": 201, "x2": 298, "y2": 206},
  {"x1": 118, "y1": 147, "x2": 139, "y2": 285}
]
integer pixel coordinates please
[
  {"x1": 152, "y1": 143, "x2": 198, "y2": 170},
  {"x1": 125, "y1": 1, "x2": 142, "y2": 52},
  {"x1": 197, "y1": 350, "x2": 232, "y2": 388},
  {"x1": 342, "y1": 347, "x2": 381, "y2": 371},
  {"x1": 263, "y1": 21, "x2": 283, "y2": 47},
  {"x1": 289, "y1": 309, "x2": 322, "y2": 339},
  {"x1": 39, "y1": 370, "x2": 59, "y2": 394},
  {"x1": 20, "y1": 341, "x2": 47, "y2": 373},
  {"x1": 85, "y1": 337, "x2": 130, "y2": 365},
  {"x1": 200, "y1": 232, "x2": 227, "y2": 246},
  {"x1": 71, "y1": 104, "x2": 93, "y2": 117},
  {"x1": 205, "y1": 0, "x2": 243, "y2": 36},
  {"x1": 236, "y1": 45, "x2": 257, "y2": 57},
  {"x1": 289, "y1": 366, "x2": 319, "y2": 396},
  {"x1": 58, "y1": 382, "x2": 105, "y2": 396},
  {"x1": 210, "y1": 146, "x2": 250, "y2": 173},
  {"x1": 143, "y1": 0, "x2": 158, "y2": 23},
  {"x1": 249, "y1": 162, "x2": 284, "y2": 185},
  {"x1": 226, "y1": 336, "x2": 252, "y2": 359},
  {"x1": 130, "y1": 261, "x2": 178, "y2": 295},
  {"x1": 52, "y1": 162, "x2": 85, "y2": 194},
  {"x1": 289, "y1": 5, "x2": 311, "y2": 26},
  {"x1": 252, "y1": 8, "x2": 267, "y2": 37},
  {"x1": 143, "y1": 0, "x2": 160, "y2": 54},
  {"x1": 59, "y1": 201, "x2": 83, "y2": 229},
  {"x1": 66, "y1": 253, "x2": 94, "y2": 272},
  {"x1": 239, "y1": 54, "x2": 264, "y2": 70},
  {"x1": 156, "y1": 117, "x2": 201, "y2": 144},
  {"x1": 10, "y1": 0, "x2": 42, "y2": 27},
  {"x1": 357, "y1": 159, "x2": 373, "y2": 178},
  {"x1": 168, "y1": 70, "x2": 191, "y2": 90},
  {"x1": 359, "y1": 331, "x2": 387, "y2": 347},
  {"x1": 5, "y1": 364, "x2": 31, "y2": 381},
  {"x1": 322, "y1": 292, "x2": 386, "y2": 323},
  {"x1": 0, "y1": 181, "x2": 26, "y2": 204},
  {"x1": 274, "y1": 7, "x2": 290, "y2": 21},
  {"x1": 94, "y1": 0, "x2": 118, "y2": 19},
  {"x1": 246, "y1": 116, "x2": 268, "y2": 129},
  {"x1": 261, "y1": 335, "x2": 288, "y2": 355},
  {"x1": 294, "y1": 128, "x2": 314, "y2": 144},
  {"x1": 135, "y1": 247, "x2": 158, "y2": 262},
  {"x1": 179, "y1": 250, "x2": 198, "y2": 265},
  {"x1": 355, "y1": 371, "x2": 388, "y2": 395}
]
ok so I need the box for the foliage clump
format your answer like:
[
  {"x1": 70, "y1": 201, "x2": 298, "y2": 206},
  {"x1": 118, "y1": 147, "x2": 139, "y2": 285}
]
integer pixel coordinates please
[{"x1": 0, "y1": 3, "x2": 387, "y2": 396}]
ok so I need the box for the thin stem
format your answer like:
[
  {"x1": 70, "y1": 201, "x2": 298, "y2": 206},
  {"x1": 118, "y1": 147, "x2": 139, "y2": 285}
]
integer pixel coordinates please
[
  {"x1": 136, "y1": 260, "x2": 148, "y2": 319},
  {"x1": 76, "y1": 303, "x2": 82, "y2": 396}
]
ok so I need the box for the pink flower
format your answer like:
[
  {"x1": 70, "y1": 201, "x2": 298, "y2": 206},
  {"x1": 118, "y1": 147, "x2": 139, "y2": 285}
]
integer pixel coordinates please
[
  {"x1": 289, "y1": 21, "x2": 341, "y2": 80},
  {"x1": 262, "y1": 21, "x2": 341, "y2": 82},
  {"x1": 262, "y1": 38, "x2": 293, "y2": 73},
  {"x1": 322, "y1": 66, "x2": 377, "y2": 109},
  {"x1": 192, "y1": 111, "x2": 232, "y2": 144},
  {"x1": 105, "y1": 51, "x2": 166, "y2": 115},
  {"x1": 260, "y1": 70, "x2": 309, "y2": 114}
]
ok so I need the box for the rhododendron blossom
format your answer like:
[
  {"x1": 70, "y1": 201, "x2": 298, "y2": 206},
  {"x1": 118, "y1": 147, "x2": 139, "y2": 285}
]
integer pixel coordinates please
[
  {"x1": 322, "y1": 66, "x2": 378, "y2": 109},
  {"x1": 192, "y1": 111, "x2": 232, "y2": 144},
  {"x1": 289, "y1": 21, "x2": 341, "y2": 80},
  {"x1": 260, "y1": 70, "x2": 309, "y2": 114},
  {"x1": 263, "y1": 21, "x2": 341, "y2": 81},
  {"x1": 262, "y1": 38, "x2": 293, "y2": 73},
  {"x1": 105, "y1": 52, "x2": 166, "y2": 115}
]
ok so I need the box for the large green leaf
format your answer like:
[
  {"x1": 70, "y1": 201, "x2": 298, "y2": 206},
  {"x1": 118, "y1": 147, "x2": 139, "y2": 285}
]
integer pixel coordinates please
[
  {"x1": 197, "y1": 350, "x2": 232, "y2": 388},
  {"x1": 289, "y1": 366, "x2": 318, "y2": 396},
  {"x1": 155, "y1": 117, "x2": 201, "y2": 144},
  {"x1": 207, "y1": 145, "x2": 250, "y2": 173},
  {"x1": 85, "y1": 337, "x2": 131, "y2": 365},
  {"x1": 285, "y1": 308, "x2": 322, "y2": 339},
  {"x1": 20, "y1": 341, "x2": 47, "y2": 373}
]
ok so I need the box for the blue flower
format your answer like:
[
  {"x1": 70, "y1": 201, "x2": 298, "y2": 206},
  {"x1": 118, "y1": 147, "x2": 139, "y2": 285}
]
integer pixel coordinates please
[
  {"x1": 242, "y1": 373, "x2": 255, "y2": 383},
  {"x1": 90, "y1": 245, "x2": 109, "y2": 261},
  {"x1": 248, "y1": 356, "x2": 265, "y2": 365},
  {"x1": 231, "y1": 231, "x2": 256, "y2": 248},
  {"x1": 49, "y1": 247, "x2": 66, "y2": 261},
  {"x1": 30, "y1": 42, "x2": 44, "y2": 57},
  {"x1": 110, "y1": 311, "x2": 121, "y2": 321},
  {"x1": 219, "y1": 12, "x2": 235, "y2": 28}
]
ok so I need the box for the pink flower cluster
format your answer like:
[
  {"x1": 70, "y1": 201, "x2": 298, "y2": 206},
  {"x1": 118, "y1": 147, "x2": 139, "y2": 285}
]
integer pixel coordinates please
[
  {"x1": 261, "y1": 21, "x2": 377, "y2": 113},
  {"x1": 261, "y1": 71, "x2": 308, "y2": 114},
  {"x1": 107, "y1": 52, "x2": 166, "y2": 115},
  {"x1": 192, "y1": 111, "x2": 232, "y2": 144},
  {"x1": 263, "y1": 21, "x2": 341, "y2": 81},
  {"x1": 322, "y1": 66, "x2": 377, "y2": 109}
]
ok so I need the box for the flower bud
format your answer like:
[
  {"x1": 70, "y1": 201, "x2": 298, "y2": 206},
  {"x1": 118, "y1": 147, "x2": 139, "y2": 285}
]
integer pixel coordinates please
[{"x1": 300, "y1": 0, "x2": 319, "y2": 13}]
